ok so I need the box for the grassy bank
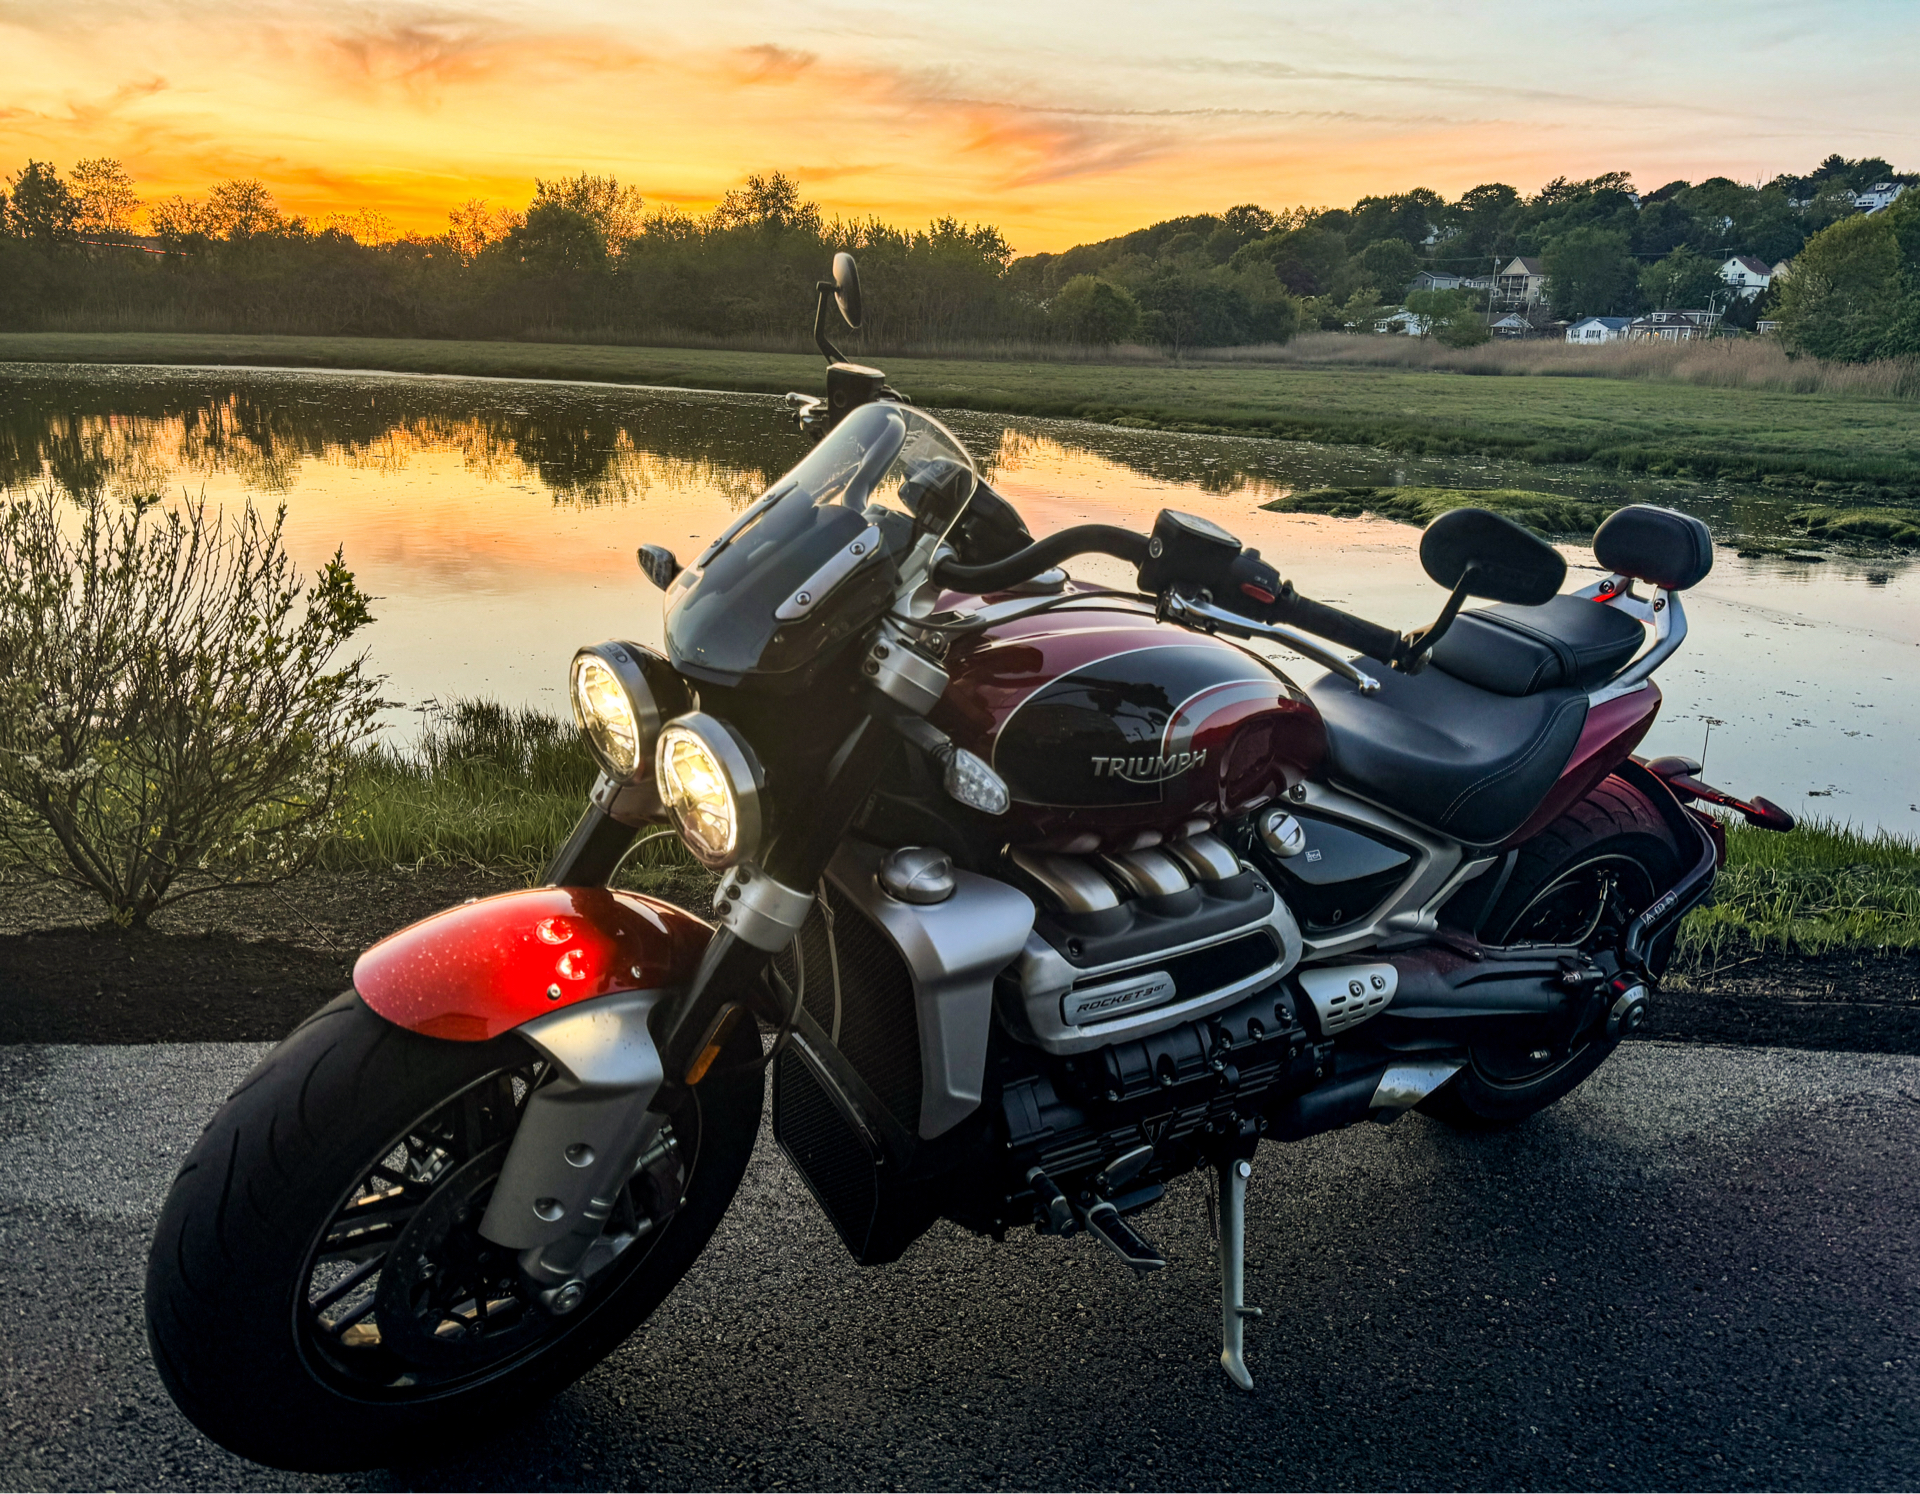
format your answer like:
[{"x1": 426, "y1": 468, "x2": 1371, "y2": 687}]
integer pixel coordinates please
[
  {"x1": 5, "y1": 331, "x2": 1919, "y2": 500},
  {"x1": 325, "y1": 701, "x2": 1917, "y2": 965}
]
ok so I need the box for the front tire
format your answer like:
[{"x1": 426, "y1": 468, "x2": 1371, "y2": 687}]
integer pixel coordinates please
[
  {"x1": 1422, "y1": 777, "x2": 1681, "y2": 1129},
  {"x1": 145, "y1": 992, "x2": 762, "y2": 1472}
]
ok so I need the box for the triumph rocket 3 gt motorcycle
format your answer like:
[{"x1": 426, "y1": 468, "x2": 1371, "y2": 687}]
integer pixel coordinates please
[{"x1": 146, "y1": 254, "x2": 1796, "y2": 1470}]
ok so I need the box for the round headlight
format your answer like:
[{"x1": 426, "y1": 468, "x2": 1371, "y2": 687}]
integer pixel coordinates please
[
  {"x1": 568, "y1": 642, "x2": 687, "y2": 784},
  {"x1": 655, "y1": 713, "x2": 763, "y2": 868}
]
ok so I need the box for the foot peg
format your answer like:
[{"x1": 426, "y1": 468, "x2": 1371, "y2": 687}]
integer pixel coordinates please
[
  {"x1": 1218, "y1": 1156, "x2": 1261, "y2": 1390},
  {"x1": 1080, "y1": 1199, "x2": 1167, "y2": 1272}
]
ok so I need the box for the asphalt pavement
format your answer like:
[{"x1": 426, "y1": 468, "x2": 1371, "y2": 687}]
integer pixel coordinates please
[{"x1": 1, "y1": 1039, "x2": 1916, "y2": 1492}]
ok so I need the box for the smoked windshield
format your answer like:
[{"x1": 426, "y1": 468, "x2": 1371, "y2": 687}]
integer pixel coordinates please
[{"x1": 663, "y1": 403, "x2": 977, "y2": 684}]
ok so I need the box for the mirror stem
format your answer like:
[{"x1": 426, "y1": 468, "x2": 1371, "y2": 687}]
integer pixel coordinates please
[{"x1": 813, "y1": 283, "x2": 847, "y2": 364}]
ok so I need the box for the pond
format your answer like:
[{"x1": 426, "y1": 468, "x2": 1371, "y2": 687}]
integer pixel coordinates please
[{"x1": 3, "y1": 362, "x2": 1915, "y2": 834}]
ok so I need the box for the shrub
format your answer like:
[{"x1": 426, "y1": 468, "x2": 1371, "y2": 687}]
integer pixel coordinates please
[{"x1": 0, "y1": 488, "x2": 381, "y2": 926}]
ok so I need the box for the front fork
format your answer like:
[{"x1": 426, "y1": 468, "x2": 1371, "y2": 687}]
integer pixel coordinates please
[{"x1": 483, "y1": 709, "x2": 898, "y2": 1299}]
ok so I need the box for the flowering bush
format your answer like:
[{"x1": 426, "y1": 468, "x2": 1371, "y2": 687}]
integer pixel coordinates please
[{"x1": 0, "y1": 487, "x2": 381, "y2": 926}]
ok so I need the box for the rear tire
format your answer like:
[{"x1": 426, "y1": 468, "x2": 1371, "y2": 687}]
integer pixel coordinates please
[
  {"x1": 1421, "y1": 777, "x2": 1681, "y2": 1130},
  {"x1": 145, "y1": 993, "x2": 763, "y2": 1471}
]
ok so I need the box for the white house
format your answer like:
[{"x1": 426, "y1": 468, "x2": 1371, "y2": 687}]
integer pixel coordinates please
[
  {"x1": 1859, "y1": 182, "x2": 1909, "y2": 214},
  {"x1": 1495, "y1": 256, "x2": 1546, "y2": 308},
  {"x1": 1566, "y1": 316, "x2": 1634, "y2": 344},
  {"x1": 1408, "y1": 270, "x2": 1466, "y2": 293},
  {"x1": 1770, "y1": 259, "x2": 1793, "y2": 282},
  {"x1": 1373, "y1": 309, "x2": 1432, "y2": 336},
  {"x1": 1490, "y1": 312, "x2": 1533, "y2": 338},
  {"x1": 1624, "y1": 309, "x2": 1722, "y2": 342},
  {"x1": 1719, "y1": 254, "x2": 1774, "y2": 300}
]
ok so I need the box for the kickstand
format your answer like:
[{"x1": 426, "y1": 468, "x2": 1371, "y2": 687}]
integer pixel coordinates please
[{"x1": 1218, "y1": 1156, "x2": 1260, "y2": 1390}]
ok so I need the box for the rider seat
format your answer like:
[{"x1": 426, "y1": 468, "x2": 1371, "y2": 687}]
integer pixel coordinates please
[
  {"x1": 1304, "y1": 666, "x2": 1589, "y2": 847},
  {"x1": 1428, "y1": 594, "x2": 1645, "y2": 697}
]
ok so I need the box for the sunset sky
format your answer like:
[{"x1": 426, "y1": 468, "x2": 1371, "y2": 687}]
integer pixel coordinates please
[{"x1": 4, "y1": 0, "x2": 1916, "y2": 253}]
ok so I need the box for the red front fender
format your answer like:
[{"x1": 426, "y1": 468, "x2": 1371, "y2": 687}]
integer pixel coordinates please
[{"x1": 353, "y1": 887, "x2": 714, "y2": 1041}]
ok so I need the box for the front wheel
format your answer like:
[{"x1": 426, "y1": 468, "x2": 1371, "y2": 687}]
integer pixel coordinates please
[
  {"x1": 145, "y1": 992, "x2": 763, "y2": 1472},
  {"x1": 1421, "y1": 777, "x2": 1681, "y2": 1129}
]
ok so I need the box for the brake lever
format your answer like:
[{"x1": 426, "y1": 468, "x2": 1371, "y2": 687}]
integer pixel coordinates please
[{"x1": 1160, "y1": 591, "x2": 1380, "y2": 695}]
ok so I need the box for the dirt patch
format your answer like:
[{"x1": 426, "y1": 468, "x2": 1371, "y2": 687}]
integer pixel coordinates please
[{"x1": 1, "y1": 872, "x2": 1915, "y2": 1050}]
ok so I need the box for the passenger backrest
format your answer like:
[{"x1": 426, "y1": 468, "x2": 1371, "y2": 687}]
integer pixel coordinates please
[{"x1": 1592, "y1": 504, "x2": 1713, "y2": 591}]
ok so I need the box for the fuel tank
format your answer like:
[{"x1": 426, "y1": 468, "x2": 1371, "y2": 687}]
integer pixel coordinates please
[{"x1": 933, "y1": 599, "x2": 1326, "y2": 853}]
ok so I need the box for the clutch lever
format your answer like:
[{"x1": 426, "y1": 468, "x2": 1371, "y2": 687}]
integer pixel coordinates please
[{"x1": 1161, "y1": 591, "x2": 1380, "y2": 694}]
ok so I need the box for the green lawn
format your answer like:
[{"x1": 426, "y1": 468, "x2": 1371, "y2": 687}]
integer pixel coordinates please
[{"x1": 5, "y1": 331, "x2": 1918, "y2": 496}]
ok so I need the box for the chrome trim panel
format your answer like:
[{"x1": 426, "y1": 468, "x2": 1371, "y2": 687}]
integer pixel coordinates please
[
  {"x1": 1062, "y1": 969, "x2": 1176, "y2": 1026},
  {"x1": 828, "y1": 839, "x2": 1036, "y2": 1139},
  {"x1": 1009, "y1": 894, "x2": 1304, "y2": 1055},
  {"x1": 1296, "y1": 962, "x2": 1397, "y2": 1034}
]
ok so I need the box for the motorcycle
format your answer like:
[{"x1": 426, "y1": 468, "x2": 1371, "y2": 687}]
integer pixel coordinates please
[{"x1": 145, "y1": 253, "x2": 1796, "y2": 1470}]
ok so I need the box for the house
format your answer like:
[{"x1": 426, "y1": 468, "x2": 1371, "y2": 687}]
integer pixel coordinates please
[
  {"x1": 1624, "y1": 309, "x2": 1723, "y2": 342},
  {"x1": 1408, "y1": 270, "x2": 1465, "y2": 293},
  {"x1": 1495, "y1": 256, "x2": 1546, "y2": 308},
  {"x1": 1770, "y1": 259, "x2": 1793, "y2": 282},
  {"x1": 1490, "y1": 312, "x2": 1533, "y2": 338},
  {"x1": 1566, "y1": 316, "x2": 1634, "y2": 344},
  {"x1": 1459, "y1": 274, "x2": 1494, "y2": 292},
  {"x1": 1719, "y1": 254, "x2": 1774, "y2": 300},
  {"x1": 1373, "y1": 309, "x2": 1432, "y2": 336},
  {"x1": 1756, "y1": 319, "x2": 1782, "y2": 335},
  {"x1": 1858, "y1": 182, "x2": 1908, "y2": 214}
]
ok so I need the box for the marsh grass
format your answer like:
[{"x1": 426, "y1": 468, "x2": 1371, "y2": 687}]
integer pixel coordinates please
[
  {"x1": 1265, "y1": 486, "x2": 1611, "y2": 536},
  {"x1": 324, "y1": 699, "x2": 696, "y2": 884},
  {"x1": 1675, "y1": 817, "x2": 1920, "y2": 967}
]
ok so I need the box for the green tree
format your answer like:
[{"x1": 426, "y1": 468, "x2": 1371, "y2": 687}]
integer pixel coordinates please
[
  {"x1": 1356, "y1": 238, "x2": 1418, "y2": 296},
  {"x1": 4, "y1": 161, "x2": 78, "y2": 244},
  {"x1": 532, "y1": 172, "x2": 645, "y2": 251},
  {"x1": 1775, "y1": 213, "x2": 1902, "y2": 361},
  {"x1": 1405, "y1": 287, "x2": 1488, "y2": 345},
  {"x1": 502, "y1": 201, "x2": 607, "y2": 275},
  {"x1": 1639, "y1": 247, "x2": 1724, "y2": 310},
  {"x1": 1541, "y1": 226, "x2": 1636, "y2": 317},
  {"x1": 1049, "y1": 274, "x2": 1137, "y2": 344},
  {"x1": 68, "y1": 159, "x2": 138, "y2": 239}
]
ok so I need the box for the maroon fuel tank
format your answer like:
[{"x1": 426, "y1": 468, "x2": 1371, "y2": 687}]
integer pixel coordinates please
[{"x1": 932, "y1": 597, "x2": 1327, "y2": 853}]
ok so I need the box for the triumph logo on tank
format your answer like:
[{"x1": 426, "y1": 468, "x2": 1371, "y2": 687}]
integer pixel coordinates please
[{"x1": 1091, "y1": 748, "x2": 1206, "y2": 782}]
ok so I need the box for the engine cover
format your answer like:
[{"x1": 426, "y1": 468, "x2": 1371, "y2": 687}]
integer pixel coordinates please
[{"x1": 934, "y1": 601, "x2": 1326, "y2": 854}]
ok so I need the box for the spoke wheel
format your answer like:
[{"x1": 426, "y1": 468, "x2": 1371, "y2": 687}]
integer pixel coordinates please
[{"x1": 146, "y1": 992, "x2": 761, "y2": 1471}]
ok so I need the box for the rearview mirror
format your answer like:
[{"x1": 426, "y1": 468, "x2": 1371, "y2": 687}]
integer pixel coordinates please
[
  {"x1": 1419, "y1": 507, "x2": 1565, "y2": 606},
  {"x1": 832, "y1": 252, "x2": 862, "y2": 329}
]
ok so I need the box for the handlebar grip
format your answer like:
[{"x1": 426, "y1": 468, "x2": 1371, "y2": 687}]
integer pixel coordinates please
[
  {"x1": 933, "y1": 524, "x2": 1151, "y2": 593},
  {"x1": 1268, "y1": 591, "x2": 1405, "y2": 665}
]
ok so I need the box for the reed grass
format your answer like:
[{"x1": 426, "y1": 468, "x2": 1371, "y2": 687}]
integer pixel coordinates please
[{"x1": 1196, "y1": 332, "x2": 1920, "y2": 401}]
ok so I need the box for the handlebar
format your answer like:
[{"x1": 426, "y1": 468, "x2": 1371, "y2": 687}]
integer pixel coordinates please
[
  {"x1": 933, "y1": 519, "x2": 1416, "y2": 672},
  {"x1": 932, "y1": 524, "x2": 1152, "y2": 592}
]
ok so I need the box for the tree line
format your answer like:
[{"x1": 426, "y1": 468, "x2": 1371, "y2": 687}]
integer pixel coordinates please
[{"x1": 1, "y1": 155, "x2": 1914, "y2": 361}]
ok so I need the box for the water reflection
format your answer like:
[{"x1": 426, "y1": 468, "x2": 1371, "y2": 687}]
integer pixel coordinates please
[{"x1": 2, "y1": 363, "x2": 1914, "y2": 831}]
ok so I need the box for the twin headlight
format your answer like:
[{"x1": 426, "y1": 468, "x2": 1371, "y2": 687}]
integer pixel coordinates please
[{"x1": 568, "y1": 642, "x2": 761, "y2": 868}]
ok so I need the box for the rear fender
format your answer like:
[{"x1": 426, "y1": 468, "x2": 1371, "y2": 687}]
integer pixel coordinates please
[{"x1": 353, "y1": 886, "x2": 713, "y2": 1041}]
